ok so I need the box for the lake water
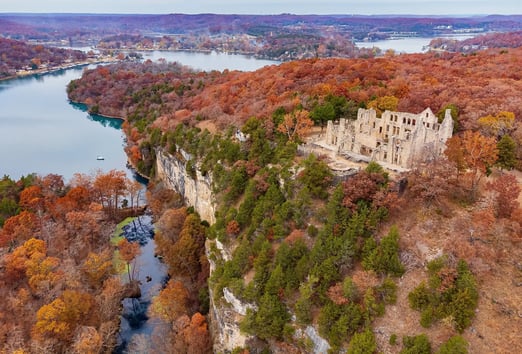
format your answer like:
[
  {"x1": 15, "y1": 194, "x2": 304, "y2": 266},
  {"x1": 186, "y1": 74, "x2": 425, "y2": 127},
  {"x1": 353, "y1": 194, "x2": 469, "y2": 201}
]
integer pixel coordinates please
[
  {"x1": 0, "y1": 67, "x2": 128, "y2": 180},
  {"x1": 0, "y1": 52, "x2": 278, "y2": 181},
  {"x1": 355, "y1": 34, "x2": 476, "y2": 53},
  {"x1": 140, "y1": 50, "x2": 279, "y2": 72}
]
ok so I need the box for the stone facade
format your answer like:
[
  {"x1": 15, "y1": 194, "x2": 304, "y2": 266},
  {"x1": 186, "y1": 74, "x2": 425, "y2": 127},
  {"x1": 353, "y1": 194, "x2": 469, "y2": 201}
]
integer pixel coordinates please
[{"x1": 325, "y1": 107, "x2": 453, "y2": 169}]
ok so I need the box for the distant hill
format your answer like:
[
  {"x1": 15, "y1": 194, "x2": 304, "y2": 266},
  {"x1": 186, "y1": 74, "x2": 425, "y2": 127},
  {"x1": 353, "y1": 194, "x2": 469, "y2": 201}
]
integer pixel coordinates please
[
  {"x1": 2, "y1": 13, "x2": 522, "y2": 39},
  {"x1": 0, "y1": 37, "x2": 87, "y2": 78}
]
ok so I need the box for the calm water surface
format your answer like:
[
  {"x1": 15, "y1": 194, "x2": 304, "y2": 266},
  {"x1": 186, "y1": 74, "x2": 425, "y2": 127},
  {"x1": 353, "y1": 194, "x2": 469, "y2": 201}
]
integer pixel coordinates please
[
  {"x1": 141, "y1": 50, "x2": 279, "y2": 71},
  {"x1": 0, "y1": 52, "x2": 278, "y2": 181},
  {"x1": 355, "y1": 34, "x2": 476, "y2": 53},
  {"x1": 0, "y1": 67, "x2": 127, "y2": 180}
]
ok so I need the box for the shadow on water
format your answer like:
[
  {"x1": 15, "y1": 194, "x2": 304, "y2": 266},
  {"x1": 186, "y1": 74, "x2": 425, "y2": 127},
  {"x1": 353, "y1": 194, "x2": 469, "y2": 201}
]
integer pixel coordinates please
[
  {"x1": 114, "y1": 215, "x2": 169, "y2": 354},
  {"x1": 69, "y1": 101, "x2": 123, "y2": 129},
  {"x1": 121, "y1": 215, "x2": 154, "y2": 246}
]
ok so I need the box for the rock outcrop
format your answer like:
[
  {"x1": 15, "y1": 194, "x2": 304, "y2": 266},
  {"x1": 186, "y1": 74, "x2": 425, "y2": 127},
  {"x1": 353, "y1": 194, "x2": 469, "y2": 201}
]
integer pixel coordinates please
[
  {"x1": 155, "y1": 148, "x2": 216, "y2": 224},
  {"x1": 157, "y1": 149, "x2": 249, "y2": 352}
]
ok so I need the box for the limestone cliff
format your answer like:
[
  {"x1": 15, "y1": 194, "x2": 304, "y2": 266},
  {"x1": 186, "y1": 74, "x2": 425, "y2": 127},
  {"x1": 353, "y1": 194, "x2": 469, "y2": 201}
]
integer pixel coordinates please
[
  {"x1": 156, "y1": 149, "x2": 249, "y2": 352},
  {"x1": 155, "y1": 148, "x2": 216, "y2": 224}
]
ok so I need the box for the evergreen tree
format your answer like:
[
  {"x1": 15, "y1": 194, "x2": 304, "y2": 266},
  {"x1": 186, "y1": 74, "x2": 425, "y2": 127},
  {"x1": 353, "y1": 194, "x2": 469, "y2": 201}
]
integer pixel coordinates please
[
  {"x1": 264, "y1": 264, "x2": 285, "y2": 297},
  {"x1": 436, "y1": 335, "x2": 468, "y2": 354},
  {"x1": 496, "y1": 134, "x2": 517, "y2": 170},
  {"x1": 342, "y1": 277, "x2": 360, "y2": 302},
  {"x1": 310, "y1": 101, "x2": 336, "y2": 127},
  {"x1": 408, "y1": 257, "x2": 477, "y2": 332},
  {"x1": 401, "y1": 334, "x2": 431, "y2": 354},
  {"x1": 252, "y1": 293, "x2": 290, "y2": 340},
  {"x1": 363, "y1": 225, "x2": 404, "y2": 276},
  {"x1": 437, "y1": 103, "x2": 459, "y2": 133},
  {"x1": 252, "y1": 240, "x2": 272, "y2": 298},
  {"x1": 298, "y1": 154, "x2": 333, "y2": 199},
  {"x1": 347, "y1": 329, "x2": 377, "y2": 354},
  {"x1": 294, "y1": 276, "x2": 317, "y2": 324}
]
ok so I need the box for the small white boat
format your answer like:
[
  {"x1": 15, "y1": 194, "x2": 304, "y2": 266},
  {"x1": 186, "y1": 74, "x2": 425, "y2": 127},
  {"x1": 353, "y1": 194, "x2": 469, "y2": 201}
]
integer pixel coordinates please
[{"x1": 97, "y1": 155, "x2": 105, "y2": 160}]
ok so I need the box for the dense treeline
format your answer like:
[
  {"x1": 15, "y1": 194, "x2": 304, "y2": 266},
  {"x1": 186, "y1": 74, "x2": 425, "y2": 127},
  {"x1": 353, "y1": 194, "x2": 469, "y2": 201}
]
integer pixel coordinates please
[
  {"x1": 68, "y1": 47, "x2": 522, "y2": 146},
  {"x1": 68, "y1": 48, "x2": 522, "y2": 178},
  {"x1": 96, "y1": 31, "x2": 368, "y2": 62},
  {"x1": 0, "y1": 171, "x2": 145, "y2": 353},
  {"x1": 0, "y1": 38, "x2": 87, "y2": 78},
  {"x1": 2, "y1": 13, "x2": 522, "y2": 47},
  {"x1": 0, "y1": 14, "x2": 522, "y2": 49},
  {"x1": 67, "y1": 47, "x2": 522, "y2": 129}
]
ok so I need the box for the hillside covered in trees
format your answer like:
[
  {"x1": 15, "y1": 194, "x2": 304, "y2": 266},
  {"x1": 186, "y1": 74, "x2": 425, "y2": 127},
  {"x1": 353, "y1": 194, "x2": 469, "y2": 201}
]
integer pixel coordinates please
[
  {"x1": 64, "y1": 47, "x2": 522, "y2": 353},
  {"x1": 0, "y1": 37, "x2": 87, "y2": 79},
  {"x1": 0, "y1": 170, "x2": 212, "y2": 353},
  {"x1": 0, "y1": 171, "x2": 143, "y2": 352}
]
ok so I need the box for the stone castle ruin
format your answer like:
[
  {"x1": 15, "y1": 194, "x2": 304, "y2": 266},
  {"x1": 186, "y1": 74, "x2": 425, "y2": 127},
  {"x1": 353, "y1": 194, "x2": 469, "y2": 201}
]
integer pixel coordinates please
[{"x1": 324, "y1": 107, "x2": 454, "y2": 170}]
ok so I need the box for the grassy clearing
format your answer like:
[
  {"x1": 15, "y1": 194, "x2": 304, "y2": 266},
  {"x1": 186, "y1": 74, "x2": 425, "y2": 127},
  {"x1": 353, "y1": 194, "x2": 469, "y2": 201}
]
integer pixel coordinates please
[
  {"x1": 111, "y1": 217, "x2": 136, "y2": 274},
  {"x1": 111, "y1": 216, "x2": 135, "y2": 245}
]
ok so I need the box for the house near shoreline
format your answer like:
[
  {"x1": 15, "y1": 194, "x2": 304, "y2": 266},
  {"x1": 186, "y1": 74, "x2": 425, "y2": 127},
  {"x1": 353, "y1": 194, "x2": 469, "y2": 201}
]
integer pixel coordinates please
[{"x1": 324, "y1": 107, "x2": 454, "y2": 170}]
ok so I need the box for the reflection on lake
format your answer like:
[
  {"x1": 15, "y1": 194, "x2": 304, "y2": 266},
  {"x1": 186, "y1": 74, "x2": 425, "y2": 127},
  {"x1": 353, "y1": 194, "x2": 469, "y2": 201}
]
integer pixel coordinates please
[
  {"x1": 0, "y1": 67, "x2": 128, "y2": 180},
  {"x1": 69, "y1": 102, "x2": 123, "y2": 130},
  {"x1": 138, "y1": 50, "x2": 279, "y2": 71},
  {"x1": 355, "y1": 34, "x2": 476, "y2": 53}
]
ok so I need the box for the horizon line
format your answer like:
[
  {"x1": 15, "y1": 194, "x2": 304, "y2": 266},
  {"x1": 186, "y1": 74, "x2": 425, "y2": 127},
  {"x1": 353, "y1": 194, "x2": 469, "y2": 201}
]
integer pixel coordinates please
[{"x1": 1, "y1": 12, "x2": 521, "y2": 17}]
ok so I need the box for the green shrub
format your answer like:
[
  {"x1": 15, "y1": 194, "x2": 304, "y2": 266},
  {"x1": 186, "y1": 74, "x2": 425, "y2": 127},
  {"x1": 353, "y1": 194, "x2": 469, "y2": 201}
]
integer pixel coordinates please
[
  {"x1": 408, "y1": 257, "x2": 478, "y2": 333},
  {"x1": 420, "y1": 307, "x2": 435, "y2": 328},
  {"x1": 347, "y1": 329, "x2": 377, "y2": 354},
  {"x1": 408, "y1": 282, "x2": 431, "y2": 310},
  {"x1": 436, "y1": 335, "x2": 468, "y2": 354},
  {"x1": 401, "y1": 334, "x2": 431, "y2": 354},
  {"x1": 363, "y1": 225, "x2": 404, "y2": 276},
  {"x1": 375, "y1": 277, "x2": 398, "y2": 304},
  {"x1": 342, "y1": 277, "x2": 360, "y2": 303}
]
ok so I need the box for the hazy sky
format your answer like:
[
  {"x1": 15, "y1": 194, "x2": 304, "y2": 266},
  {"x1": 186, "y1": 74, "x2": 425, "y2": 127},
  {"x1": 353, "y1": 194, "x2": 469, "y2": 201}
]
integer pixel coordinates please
[{"x1": 2, "y1": 0, "x2": 521, "y2": 15}]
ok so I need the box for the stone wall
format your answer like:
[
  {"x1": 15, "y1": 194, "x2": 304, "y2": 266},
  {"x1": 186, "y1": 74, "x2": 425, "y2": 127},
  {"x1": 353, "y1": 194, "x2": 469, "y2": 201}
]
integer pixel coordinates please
[{"x1": 325, "y1": 107, "x2": 453, "y2": 169}]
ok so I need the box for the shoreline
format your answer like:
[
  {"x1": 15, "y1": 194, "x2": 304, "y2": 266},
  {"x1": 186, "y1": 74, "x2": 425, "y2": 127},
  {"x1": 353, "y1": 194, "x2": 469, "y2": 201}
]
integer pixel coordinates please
[
  {"x1": 99, "y1": 47, "x2": 282, "y2": 63},
  {"x1": 69, "y1": 99, "x2": 126, "y2": 121},
  {"x1": 69, "y1": 99, "x2": 150, "y2": 181},
  {"x1": 70, "y1": 102, "x2": 150, "y2": 181},
  {"x1": 0, "y1": 57, "x2": 119, "y2": 82},
  {"x1": 0, "y1": 49, "x2": 279, "y2": 84}
]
